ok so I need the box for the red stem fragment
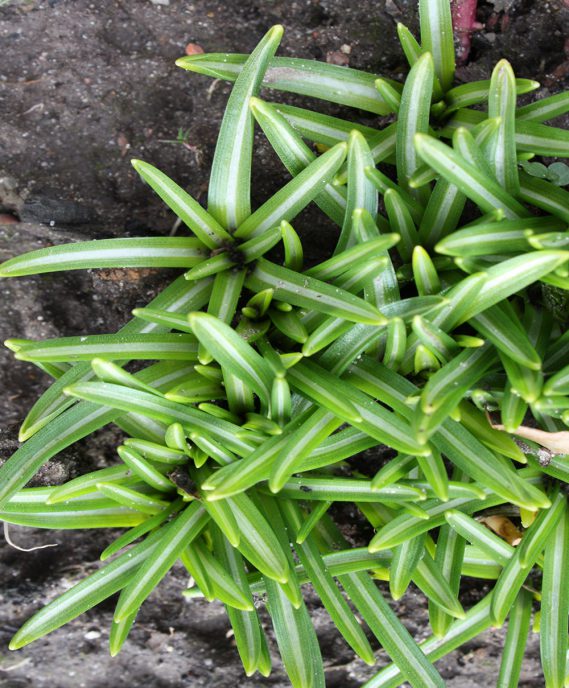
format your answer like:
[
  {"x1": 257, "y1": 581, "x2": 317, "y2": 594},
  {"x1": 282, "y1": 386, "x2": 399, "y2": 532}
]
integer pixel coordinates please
[{"x1": 451, "y1": 0, "x2": 484, "y2": 64}]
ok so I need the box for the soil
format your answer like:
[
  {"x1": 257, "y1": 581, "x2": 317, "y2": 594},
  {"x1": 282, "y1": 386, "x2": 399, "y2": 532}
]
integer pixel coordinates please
[{"x1": 0, "y1": 0, "x2": 567, "y2": 686}]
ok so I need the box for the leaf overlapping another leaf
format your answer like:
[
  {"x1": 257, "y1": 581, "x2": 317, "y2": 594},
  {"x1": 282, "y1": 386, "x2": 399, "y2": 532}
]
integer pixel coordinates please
[{"x1": 2, "y1": 4, "x2": 569, "y2": 686}]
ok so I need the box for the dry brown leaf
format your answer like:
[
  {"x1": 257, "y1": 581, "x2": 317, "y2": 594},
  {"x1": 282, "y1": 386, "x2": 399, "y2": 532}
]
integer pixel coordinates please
[
  {"x1": 491, "y1": 423, "x2": 569, "y2": 455},
  {"x1": 479, "y1": 515, "x2": 523, "y2": 546}
]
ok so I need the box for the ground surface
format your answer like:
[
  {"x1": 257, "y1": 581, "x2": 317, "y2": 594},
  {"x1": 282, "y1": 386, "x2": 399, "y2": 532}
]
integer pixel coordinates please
[{"x1": 0, "y1": 0, "x2": 567, "y2": 686}]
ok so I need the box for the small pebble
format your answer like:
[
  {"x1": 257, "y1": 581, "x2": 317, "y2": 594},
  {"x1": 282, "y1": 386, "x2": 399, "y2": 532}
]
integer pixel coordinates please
[
  {"x1": 150, "y1": 0, "x2": 169, "y2": 5},
  {"x1": 326, "y1": 50, "x2": 349, "y2": 66},
  {"x1": 84, "y1": 630, "x2": 101, "y2": 640},
  {"x1": 117, "y1": 133, "x2": 130, "y2": 157},
  {"x1": 185, "y1": 42, "x2": 204, "y2": 56}
]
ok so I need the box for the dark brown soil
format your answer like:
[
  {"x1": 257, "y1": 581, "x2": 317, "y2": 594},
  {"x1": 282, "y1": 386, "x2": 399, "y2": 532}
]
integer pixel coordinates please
[{"x1": 0, "y1": 0, "x2": 567, "y2": 686}]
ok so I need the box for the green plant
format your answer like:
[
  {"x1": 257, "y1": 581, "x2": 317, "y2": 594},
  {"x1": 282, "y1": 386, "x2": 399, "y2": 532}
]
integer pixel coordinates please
[
  {"x1": 521, "y1": 160, "x2": 569, "y2": 187},
  {"x1": 1, "y1": 1, "x2": 569, "y2": 685}
]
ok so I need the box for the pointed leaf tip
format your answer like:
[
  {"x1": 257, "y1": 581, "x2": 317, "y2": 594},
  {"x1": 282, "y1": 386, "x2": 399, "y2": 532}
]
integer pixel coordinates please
[{"x1": 249, "y1": 95, "x2": 264, "y2": 111}]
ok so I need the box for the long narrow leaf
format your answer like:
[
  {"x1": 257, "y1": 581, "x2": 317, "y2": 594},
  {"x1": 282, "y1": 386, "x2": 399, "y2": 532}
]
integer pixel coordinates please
[
  {"x1": 18, "y1": 277, "x2": 212, "y2": 440},
  {"x1": 540, "y1": 498, "x2": 569, "y2": 687},
  {"x1": 335, "y1": 130, "x2": 377, "y2": 252},
  {"x1": 207, "y1": 25, "x2": 283, "y2": 229},
  {"x1": 211, "y1": 526, "x2": 267, "y2": 676},
  {"x1": 188, "y1": 312, "x2": 273, "y2": 403},
  {"x1": 497, "y1": 589, "x2": 533, "y2": 688},
  {"x1": 234, "y1": 142, "x2": 347, "y2": 239},
  {"x1": 176, "y1": 54, "x2": 399, "y2": 115},
  {"x1": 435, "y1": 216, "x2": 563, "y2": 257},
  {"x1": 417, "y1": 177, "x2": 465, "y2": 247},
  {"x1": 288, "y1": 359, "x2": 430, "y2": 455},
  {"x1": 246, "y1": 258, "x2": 387, "y2": 325},
  {"x1": 487, "y1": 60, "x2": 519, "y2": 194},
  {"x1": 419, "y1": 0, "x2": 454, "y2": 91},
  {"x1": 14, "y1": 334, "x2": 199, "y2": 362},
  {"x1": 443, "y1": 107, "x2": 569, "y2": 157},
  {"x1": 363, "y1": 596, "x2": 494, "y2": 688},
  {"x1": 132, "y1": 160, "x2": 232, "y2": 247},
  {"x1": 341, "y1": 572, "x2": 444, "y2": 687},
  {"x1": 318, "y1": 516, "x2": 444, "y2": 687},
  {"x1": 114, "y1": 502, "x2": 208, "y2": 620},
  {"x1": 63, "y1": 382, "x2": 254, "y2": 456},
  {"x1": 281, "y1": 500, "x2": 375, "y2": 664},
  {"x1": 264, "y1": 575, "x2": 324, "y2": 688},
  {"x1": 516, "y1": 90, "x2": 569, "y2": 122},
  {"x1": 461, "y1": 251, "x2": 569, "y2": 322},
  {"x1": 0, "y1": 361, "x2": 193, "y2": 509},
  {"x1": 249, "y1": 98, "x2": 346, "y2": 226},
  {"x1": 490, "y1": 495, "x2": 563, "y2": 624},
  {"x1": 429, "y1": 522, "x2": 466, "y2": 637},
  {"x1": 518, "y1": 172, "x2": 569, "y2": 224},
  {"x1": 278, "y1": 476, "x2": 426, "y2": 502},
  {"x1": 100, "y1": 499, "x2": 183, "y2": 560},
  {"x1": 396, "y1": 52, "x2": 434, "y2": 190},
  {"x1": 9, "y1": 524, "x2": 168, "y2": 649},
  {"x1": 0, "y1": 488, "x2": 145, "y2": 529},
  {"x1": 304, "y1": 236, "x2": 399, "y2": 281},
  {"x1": 0, "y1": 237, "x2": 208, "y2": 276},
  {"x1": 414, "y1": 133, "x2": 528, "y2": 219},
  {"x1": 444, "y1": 78, "x2": 538, "y2": 114},
  {"x1": 390, "y1": 534, "x2": 426, "y2": 600}
]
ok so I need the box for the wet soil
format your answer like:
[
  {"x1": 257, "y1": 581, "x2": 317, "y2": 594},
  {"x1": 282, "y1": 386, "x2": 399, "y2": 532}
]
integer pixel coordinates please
[{"x1": 0, "y1": 0, "x2": 567, "y2": 686}]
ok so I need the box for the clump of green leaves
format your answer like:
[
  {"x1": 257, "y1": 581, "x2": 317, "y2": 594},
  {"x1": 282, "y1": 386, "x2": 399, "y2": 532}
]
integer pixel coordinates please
[{"x1": 1, "y1": 2, "x2": 569, "y2": 686}]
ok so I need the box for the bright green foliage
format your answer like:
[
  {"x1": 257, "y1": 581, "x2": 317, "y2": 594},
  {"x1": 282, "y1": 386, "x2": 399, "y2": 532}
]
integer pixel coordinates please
[{"x1": 2, "y1": 4, "x2": 569, "y2": 687}]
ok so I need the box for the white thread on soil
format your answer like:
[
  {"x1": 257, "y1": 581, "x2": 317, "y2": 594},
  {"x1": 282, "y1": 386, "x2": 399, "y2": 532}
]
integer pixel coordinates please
[{"x1": 3, "y1": 521, "x2": 58, "y2": 552}]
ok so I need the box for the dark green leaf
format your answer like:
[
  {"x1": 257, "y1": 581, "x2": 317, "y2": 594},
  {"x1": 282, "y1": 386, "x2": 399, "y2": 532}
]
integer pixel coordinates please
[
  {"x1": 516, "y1": 91, "x2": 569, "y2": 122},
  {"x1": 443, "y1": 78, "x2": 538, "y2": 115},
  {"x1": 249, "y1": 98, "x2": 346, "y2": 226},
  {"x1": 9, "y1": 524, "x2": 167, "y2": 649},
  {"x1": 15, "y1": 334, "x2": 199, "y2": 363}
]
